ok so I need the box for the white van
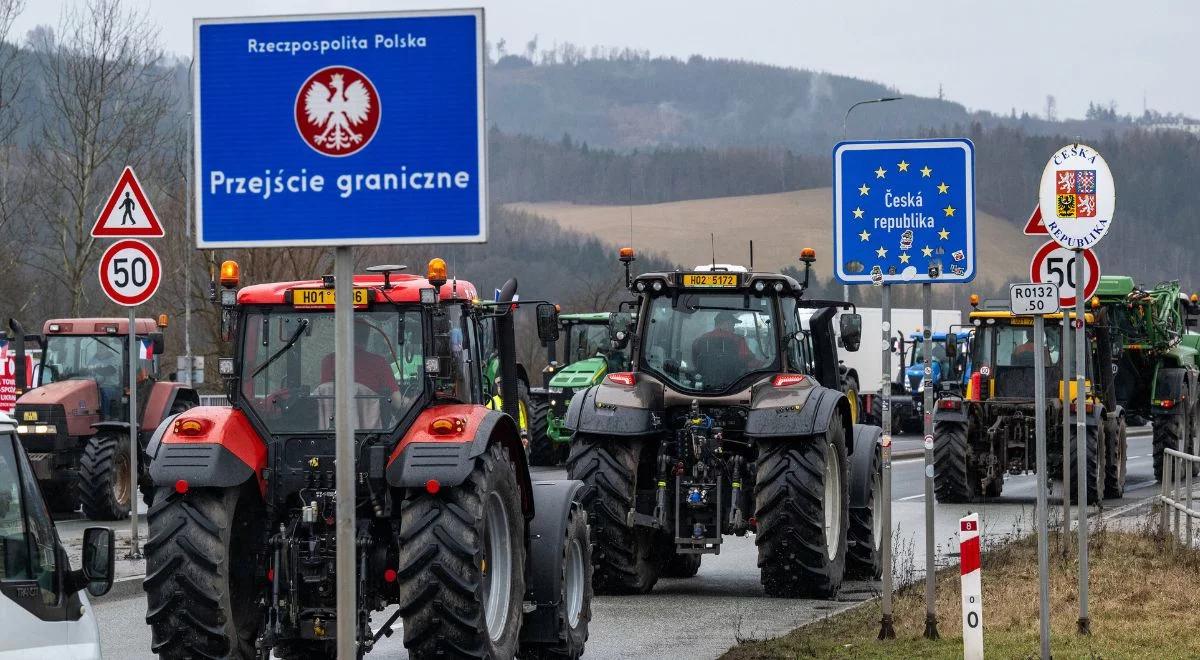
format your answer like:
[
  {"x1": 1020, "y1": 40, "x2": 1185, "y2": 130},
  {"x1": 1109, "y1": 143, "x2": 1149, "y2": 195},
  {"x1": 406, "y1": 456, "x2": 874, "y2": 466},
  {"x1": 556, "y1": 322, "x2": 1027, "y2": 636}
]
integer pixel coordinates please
[{"x1": 0, "y1": 411, "x2": 114, "y2": 659}]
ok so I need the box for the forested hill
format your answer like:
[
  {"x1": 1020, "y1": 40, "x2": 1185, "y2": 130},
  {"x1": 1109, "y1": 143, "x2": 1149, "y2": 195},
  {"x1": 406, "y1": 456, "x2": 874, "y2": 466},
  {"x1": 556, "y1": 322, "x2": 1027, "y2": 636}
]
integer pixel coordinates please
[{"x1": 486, "y1": 50, "x2": 1145, "y2": 152}]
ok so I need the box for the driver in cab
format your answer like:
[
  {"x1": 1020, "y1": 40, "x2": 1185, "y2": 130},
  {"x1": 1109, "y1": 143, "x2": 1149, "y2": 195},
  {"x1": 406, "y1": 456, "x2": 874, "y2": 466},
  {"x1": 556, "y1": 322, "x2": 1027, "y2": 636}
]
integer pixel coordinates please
[
  {"x1": 320, "y1": 319, "x2": 400, "y2": 398},
  {"x1": 692, "y1": 310, "x2": 757, "y2": 367}
]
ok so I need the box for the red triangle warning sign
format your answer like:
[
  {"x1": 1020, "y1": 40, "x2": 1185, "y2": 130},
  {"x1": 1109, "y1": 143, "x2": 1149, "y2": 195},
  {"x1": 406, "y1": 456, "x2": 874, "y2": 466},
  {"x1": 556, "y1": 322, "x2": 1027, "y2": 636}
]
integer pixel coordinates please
[
  {"x1": 1023, "y1": 204, "x2": 1047, "y2": 235},
  {"x1": 90, "y1": 166, "x2": 164, "y2": 238}
]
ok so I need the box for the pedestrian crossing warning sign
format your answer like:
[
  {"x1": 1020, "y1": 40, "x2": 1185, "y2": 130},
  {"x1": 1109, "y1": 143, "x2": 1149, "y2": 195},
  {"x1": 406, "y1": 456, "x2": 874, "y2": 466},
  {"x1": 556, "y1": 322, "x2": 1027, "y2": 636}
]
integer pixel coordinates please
[{"x1": 90, "y1": 166, "x2": 164, "y2": 238}]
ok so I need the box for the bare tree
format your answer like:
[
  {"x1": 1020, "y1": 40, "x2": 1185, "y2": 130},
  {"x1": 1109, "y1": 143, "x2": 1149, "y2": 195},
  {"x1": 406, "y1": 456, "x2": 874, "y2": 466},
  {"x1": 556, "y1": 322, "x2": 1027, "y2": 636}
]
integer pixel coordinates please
[
  {"x1": 0, "y1": 0, "x2": 30, "y2": 313},
  {"x1": 25, "y1": 0, "x2": 176, "y2": 317}
]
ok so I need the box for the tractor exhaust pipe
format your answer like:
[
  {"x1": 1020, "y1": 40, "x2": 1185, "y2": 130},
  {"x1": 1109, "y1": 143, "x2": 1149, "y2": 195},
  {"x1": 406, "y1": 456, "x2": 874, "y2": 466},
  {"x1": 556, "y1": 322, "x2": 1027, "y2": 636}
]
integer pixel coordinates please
[{"x1": 495, "y1": 278, "x2": 522, "y2": 425}]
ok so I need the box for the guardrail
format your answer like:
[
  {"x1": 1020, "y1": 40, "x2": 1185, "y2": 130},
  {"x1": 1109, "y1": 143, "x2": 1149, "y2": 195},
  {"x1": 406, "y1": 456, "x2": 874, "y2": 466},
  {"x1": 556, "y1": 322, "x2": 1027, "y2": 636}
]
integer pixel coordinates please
[
  {"x1": 198, "y1": 394, "x2": 230, "y2": 407},
  {"x1": 1159, "y1": 447, "x2": 1200, "y2": 545}
]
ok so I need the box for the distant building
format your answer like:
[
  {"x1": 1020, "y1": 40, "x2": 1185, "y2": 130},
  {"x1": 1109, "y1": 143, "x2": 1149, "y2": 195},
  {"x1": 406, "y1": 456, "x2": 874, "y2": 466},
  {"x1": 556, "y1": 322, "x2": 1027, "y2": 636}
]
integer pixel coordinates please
[{"x1": 1143, "y1": 119, "x2": 1200, "y2": 135}]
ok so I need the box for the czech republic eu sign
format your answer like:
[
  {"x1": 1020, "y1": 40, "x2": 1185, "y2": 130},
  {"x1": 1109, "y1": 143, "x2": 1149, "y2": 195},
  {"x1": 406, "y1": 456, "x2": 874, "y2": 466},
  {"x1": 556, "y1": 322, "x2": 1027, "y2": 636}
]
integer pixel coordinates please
[
  {"x1": 194, "y1": 9, "x2": 486, "y2": 247},
  {"x1": 833, "y1": 139, "x2": 975, "y2": 285}
]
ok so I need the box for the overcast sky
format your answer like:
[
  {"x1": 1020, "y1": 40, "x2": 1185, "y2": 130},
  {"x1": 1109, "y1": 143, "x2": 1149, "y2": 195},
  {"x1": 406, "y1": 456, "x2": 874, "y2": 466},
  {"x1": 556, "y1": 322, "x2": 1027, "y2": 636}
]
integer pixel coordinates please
[{"x1": 12, "y1": 1, "x2": 1198, "y2": 120}]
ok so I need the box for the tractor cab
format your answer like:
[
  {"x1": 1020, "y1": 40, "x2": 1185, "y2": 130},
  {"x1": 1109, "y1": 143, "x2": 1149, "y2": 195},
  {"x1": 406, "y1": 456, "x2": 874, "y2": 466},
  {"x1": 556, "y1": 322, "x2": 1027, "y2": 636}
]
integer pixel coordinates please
[
  {"x1": 905, "y1": 331, "x2": 973, "y2": 394},
  {"x1": 962, "y1": 301, "x2": 1092, "y2": 403}
]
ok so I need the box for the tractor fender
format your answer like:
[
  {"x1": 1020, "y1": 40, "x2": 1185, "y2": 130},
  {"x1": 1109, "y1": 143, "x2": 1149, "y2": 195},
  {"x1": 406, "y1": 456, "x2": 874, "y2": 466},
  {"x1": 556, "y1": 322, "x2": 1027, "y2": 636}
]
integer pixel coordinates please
[
  {"x1": 562, "y1": 383, "x2": 660, "y2": 437},
  {"x1": 932, "y1": 396, "x2": 969, "y2": 424},
  {"x1": 146, "y1": 406, "x2": 266, "y2": 494},
  {"x1": 139, "y1": 383, "x2": 199, "y2": 432},
  {"x1": 744, "y1": 386, "x2": 854, "y2": 450},
  {"x1": 1154, "y1": 367, "x2": 1194, "y2": 415},
  {"x1": 386, "y1": 404, "x2": 534, "y2": 515},
  {"x1": 849, "y1": 424, "x2": 882, "y2": 508},
  {"x1": 519, "y1": 478, "x2": 587, "y2": 645}
]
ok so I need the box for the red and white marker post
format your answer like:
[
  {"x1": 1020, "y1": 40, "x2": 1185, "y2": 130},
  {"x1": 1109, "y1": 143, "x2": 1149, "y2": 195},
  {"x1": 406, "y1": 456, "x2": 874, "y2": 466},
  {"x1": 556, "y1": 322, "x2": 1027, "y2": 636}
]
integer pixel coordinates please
[{"x1": 960, "y1": 513, "x2": 983, "y2": 660}]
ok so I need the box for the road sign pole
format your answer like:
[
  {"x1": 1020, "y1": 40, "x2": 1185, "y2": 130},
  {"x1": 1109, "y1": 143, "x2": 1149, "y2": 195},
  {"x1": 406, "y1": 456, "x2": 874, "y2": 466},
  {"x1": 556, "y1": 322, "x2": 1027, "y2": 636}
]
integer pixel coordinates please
[
  {"x1": 1034, "y1": 313, "x2": 1052, "y2": 658},
  {"x1": 1074, "y1": 250, "x2": 1091, "y2": 635},
  {"x1": 126, "y1": 306, "x2": 142, "y2": 559},
  {"x1": 922, "y1": 282, "x2": 939, "y2": 640},
  {"x1": 878, "y1": 284, "x2": 895, "y2": 640},
  {"x1": 1061, "y1": 318, "x2": 1072, "y2": 548},
  {"x1": 334, "y1": 246, "x2": 358, "y2": 658}
]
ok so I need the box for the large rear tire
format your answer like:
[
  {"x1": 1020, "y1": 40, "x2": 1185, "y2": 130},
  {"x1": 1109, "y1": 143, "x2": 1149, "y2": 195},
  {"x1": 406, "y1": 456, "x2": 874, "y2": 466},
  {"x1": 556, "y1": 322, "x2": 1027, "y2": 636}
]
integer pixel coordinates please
[
  {"x1": 144, "y1": 484, "x2": 264, "y2": 658},
  {"x1": 396, "y1": 441, "x2": 527, "y2": 659},
  {"x1": 660, "y1": 548, "x2": 702, "y2": 579},
  {"x1": 1153, "y1": 411, "x2": 1185, "y2": 482},
  {"x1": 933, "y1": 421, "x2": 975, "y2": 503},
  {"x1": 845, "y1": 439, "x2": 882, "y2": 580},
  {"x1": 42, "y1": 481, "x2": 79, "y2": 514},
  {"x1": 755, "y1": 411, "x2": 849, "y2": 599},
  {"x1": 1104, "y1": 416, "x2": 1127, "y2": 499},
  {"x1": 1069, "y1": 422, "x2": 1104, "y2": 505},
  {"x1": 527, "y1": 398, "x2": 559, "y2": 467},
  {"x1": 566, "y1": 434, "x2": 659, "y2": 594},
  {"x1": 78, "y1": 433, "x2": 131, "y2": 520}
]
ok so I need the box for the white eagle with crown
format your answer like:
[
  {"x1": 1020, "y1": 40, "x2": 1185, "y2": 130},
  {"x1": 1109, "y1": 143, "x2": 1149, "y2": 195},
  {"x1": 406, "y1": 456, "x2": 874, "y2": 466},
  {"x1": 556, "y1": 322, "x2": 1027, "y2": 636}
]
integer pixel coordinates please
[{"x1": 302, "y1": 72, "x2": 372, "y2": 151}]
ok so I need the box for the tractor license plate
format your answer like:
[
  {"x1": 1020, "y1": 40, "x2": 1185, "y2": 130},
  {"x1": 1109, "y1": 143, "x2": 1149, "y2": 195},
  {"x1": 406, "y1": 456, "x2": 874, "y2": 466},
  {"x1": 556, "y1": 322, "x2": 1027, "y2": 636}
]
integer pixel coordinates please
[
  {"x1": 292, "y1": 288, "x2": 369, "y2": 309},
  {"x1": 682, "y1": 273, "x2": 739, "y2": 288},
  {"x1": 1009, "y1": 316, "x2": 1034, "y2": 326}
]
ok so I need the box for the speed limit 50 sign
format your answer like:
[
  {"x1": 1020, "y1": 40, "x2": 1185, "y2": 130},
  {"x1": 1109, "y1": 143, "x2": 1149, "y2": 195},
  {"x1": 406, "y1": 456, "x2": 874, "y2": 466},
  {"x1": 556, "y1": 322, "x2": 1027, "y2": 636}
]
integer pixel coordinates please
[
  {"x1": 98, "y1": 239, "x2": 161, "y2": 306},
  {"x1": 1029, "y1": 240, "x2": 1100, "y2": 307}
]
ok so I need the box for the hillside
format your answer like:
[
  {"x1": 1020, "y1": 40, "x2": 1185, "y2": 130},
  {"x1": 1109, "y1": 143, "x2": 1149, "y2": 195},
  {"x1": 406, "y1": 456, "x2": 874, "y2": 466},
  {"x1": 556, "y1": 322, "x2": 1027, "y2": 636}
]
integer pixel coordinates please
[{"x1": 506, "y1": 188, "x2": 1029, "y2": 293}]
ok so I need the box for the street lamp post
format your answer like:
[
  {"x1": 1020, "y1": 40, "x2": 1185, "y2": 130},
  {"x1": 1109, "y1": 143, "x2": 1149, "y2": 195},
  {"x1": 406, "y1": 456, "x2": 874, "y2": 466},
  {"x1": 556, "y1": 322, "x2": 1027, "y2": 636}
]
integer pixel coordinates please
[{"x1": 840, "y1": 96, "x2": 902, "y2": 304}]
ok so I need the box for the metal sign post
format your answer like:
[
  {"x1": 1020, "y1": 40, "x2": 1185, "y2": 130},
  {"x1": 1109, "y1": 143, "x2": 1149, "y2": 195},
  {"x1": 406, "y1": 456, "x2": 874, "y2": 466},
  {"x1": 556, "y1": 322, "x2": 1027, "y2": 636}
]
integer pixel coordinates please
[
  {"x1": 1074, "y1": 252, "x2": 1090, "y2": 635},
  {"x1": 127, "y1": 308, "x2": 141, "y2": 559},
  {"x1": 1010, "y1": 281, "x2": 1059, "y2": 659},
  {"x1": 922, "y1": 282, "x2": 938, "y2": 640},
  {"x1": 333, "y1": 247, "x2": 357, "y2": 658},
  {"x1": 878, "y1": 284, "x2": 895, "y2": 639},
  {"x1": 1061, "y1": 317, "x2": 1072, "y2": 543}
]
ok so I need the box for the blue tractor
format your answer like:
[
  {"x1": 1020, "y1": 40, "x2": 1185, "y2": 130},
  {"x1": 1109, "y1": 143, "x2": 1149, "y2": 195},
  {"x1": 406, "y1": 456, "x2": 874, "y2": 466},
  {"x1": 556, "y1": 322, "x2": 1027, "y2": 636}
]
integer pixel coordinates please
[{"x1": 866, "y1": 330, "x2": 971, "y2": 434}]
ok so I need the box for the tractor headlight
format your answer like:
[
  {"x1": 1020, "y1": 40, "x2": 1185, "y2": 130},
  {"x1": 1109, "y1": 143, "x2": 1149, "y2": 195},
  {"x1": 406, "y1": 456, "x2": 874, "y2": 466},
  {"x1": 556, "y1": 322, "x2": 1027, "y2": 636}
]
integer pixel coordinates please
[
  {"x1": 754, "y1": 281, "x2": 766, "y2": 293},
  {"x1": 220, "y1": 289, "x2": 237, "y2": 306},
  {"x1": 636, "y1": 281, "x2": 647, "y2": 292},
  {"x1": 652, "y1": 281, "x2": 664, "y2": 292},
  {"x1": 419, "y1": 288, "x2": 438, "y2": 304},
  {"x1": 218, "y1": 358, "x2": 235, "y2": 376},
  {"x1": 773, "y1": 281, "x2": 785, "y2": 293}
]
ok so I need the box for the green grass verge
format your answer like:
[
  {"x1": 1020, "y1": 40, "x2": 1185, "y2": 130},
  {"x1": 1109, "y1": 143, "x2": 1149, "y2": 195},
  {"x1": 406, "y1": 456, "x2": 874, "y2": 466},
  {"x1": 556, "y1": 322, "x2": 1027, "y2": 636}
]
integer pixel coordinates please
[{"x1": 724, "y1": 525, "x2": 1200, "y2": 659}]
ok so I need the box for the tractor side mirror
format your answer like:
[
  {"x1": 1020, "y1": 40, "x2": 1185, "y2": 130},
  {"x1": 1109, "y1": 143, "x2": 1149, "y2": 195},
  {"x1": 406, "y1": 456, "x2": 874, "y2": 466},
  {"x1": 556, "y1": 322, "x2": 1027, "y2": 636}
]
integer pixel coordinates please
[
  {"x1": 536, "y1": 303, "x2": 559, "y2": 343},
  {"x1": 892, "y1": 332, "x2": 906, "y2": 356},
  {"x1": 945, "y1": 333, "x2": 958, "y2": 359},
  {"x1": 839, "y1": 313, "x2": 862, "y2": 352},
  {"x1": 150, "y1": 332, "x2": 165, "y2": 355},
  {"x1": 609, "y1": 312, "x2": 633, "y2": 349}
]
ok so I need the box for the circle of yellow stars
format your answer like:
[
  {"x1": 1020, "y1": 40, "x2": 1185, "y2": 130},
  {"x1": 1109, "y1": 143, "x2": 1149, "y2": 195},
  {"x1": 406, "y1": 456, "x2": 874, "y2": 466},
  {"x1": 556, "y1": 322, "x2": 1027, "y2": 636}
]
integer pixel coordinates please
[{"x1": 851, "y1": 158, "x2": 960, "y2": 273}]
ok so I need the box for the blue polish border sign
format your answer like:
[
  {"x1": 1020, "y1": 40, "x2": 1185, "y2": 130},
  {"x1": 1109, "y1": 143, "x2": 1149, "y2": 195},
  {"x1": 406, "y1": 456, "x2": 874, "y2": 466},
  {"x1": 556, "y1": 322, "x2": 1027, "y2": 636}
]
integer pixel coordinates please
[
  {"x1": 833, "y1": 139, "x2": 975, "y2": 285},
  {"x1": 193, "y1": 9, "x2": 486, "y2": 247}
]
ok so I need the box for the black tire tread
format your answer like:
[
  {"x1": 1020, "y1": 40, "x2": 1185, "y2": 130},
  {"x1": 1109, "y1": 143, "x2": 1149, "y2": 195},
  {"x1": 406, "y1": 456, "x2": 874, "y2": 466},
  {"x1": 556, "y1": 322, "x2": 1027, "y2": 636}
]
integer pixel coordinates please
[
  {"x1": 143, "y1": 485, "x2": 261, "y2": 659},
  {"x1": 1153, "y1": 413, "x2": 1183, "y2": 482},
  {"x1": 517, "y1": 503, "x2": 593, "y2": 659},
  {"x1": 754, "y1": 412, "x2": 848, "y2": 599},
  {"x1": 565, "y1": 435, "x2": 658, "y2": 595},
  {"x1": 845, "y1": 445, "x2": 881, "y2": 580},
  {"x1": 396, "y1": 442, "x2": 527, "y2": 659},
  {"x1": 1069, "y1": 423, "x2": 1103, "y2": 505},
  {"x1": 527, "y1": 398, "x2": 559, "y2": 467},
  {"x1": 78, "y1": 434, "x2": 128, "y2": 520},
  {"x1": 933, "y1": 422, "x2": 973, "y2": 503}
]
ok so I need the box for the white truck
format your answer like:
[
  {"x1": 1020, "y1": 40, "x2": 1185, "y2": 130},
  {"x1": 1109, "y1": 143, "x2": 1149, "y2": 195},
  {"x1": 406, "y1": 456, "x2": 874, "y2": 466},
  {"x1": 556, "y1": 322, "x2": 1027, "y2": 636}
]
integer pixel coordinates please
[{"x1": 1, "y1": 411, "x2": 114, "y2": 659}]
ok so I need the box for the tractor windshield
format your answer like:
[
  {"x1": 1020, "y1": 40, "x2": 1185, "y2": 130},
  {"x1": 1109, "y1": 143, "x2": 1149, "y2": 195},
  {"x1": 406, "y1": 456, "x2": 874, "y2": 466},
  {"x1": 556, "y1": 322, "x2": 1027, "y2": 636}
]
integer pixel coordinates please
[
  {"x1": 975, "y1": 322, "x2": 1065, "y2": 398},
  {"x1": 239, "y1": 310, "x2": 425, "y2": 434},
  {"x1": 565, "y1": 322, "x2": 631, "y2": 372},
  {"x1": 40, "y1": 335, "x2": 127, "y2": 387},
  {"x1": 642, "y1": 292, "x2": 779, "y2": 393}
]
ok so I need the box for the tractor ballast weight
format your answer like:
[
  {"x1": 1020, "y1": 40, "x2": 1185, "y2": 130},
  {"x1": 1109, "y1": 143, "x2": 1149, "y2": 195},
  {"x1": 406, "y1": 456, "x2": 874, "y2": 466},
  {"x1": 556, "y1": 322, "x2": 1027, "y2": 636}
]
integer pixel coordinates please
[
  {"x1": 564, "y1": 250, "x2": 881, "y2": 599},
  {"x1": 141, "y1": 261, "x2": 591, "y2": 659}
]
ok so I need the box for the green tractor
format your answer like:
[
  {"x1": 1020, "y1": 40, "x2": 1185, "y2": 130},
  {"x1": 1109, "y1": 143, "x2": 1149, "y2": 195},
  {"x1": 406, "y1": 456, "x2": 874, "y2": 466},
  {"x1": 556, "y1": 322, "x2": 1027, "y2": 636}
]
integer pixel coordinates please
[
  {"x1": 1095, "y1": 276, "x2": 1200, "y2": 480},
  {"x1": 527, "y1": 312, "x2": 634, "y2": 466}
]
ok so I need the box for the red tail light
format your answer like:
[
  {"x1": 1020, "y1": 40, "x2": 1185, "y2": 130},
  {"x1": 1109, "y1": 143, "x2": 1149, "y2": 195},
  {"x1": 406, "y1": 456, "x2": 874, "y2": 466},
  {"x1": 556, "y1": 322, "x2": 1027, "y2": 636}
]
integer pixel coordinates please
[
  {"x1": 384, "y1": 568, "x2": 397, "y2": 583},
  {"x1": 772, "y1": 374, "x2": 806, "y2": 387},
  {"x1": 425, "y1": 479, "x2": 441, "y2": 494},
  {"x1": 1159, "y1": 399, "x2": 1176, "y2": 410},
  {"x1": 607, "y1": 372, "x2": 636, "y2": 387},
  {"x1": 174, "y1": 479, "x2": 189, "y2": 494},
  {"x1": 938, "y1": 399, "x2": 961, "y2": 411}
]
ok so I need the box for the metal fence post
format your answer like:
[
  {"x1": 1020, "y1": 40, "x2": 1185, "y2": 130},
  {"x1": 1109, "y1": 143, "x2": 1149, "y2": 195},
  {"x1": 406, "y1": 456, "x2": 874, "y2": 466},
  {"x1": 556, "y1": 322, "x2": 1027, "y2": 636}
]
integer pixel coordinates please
[
  {"x1": 1188, "y1": 457, "x2": 1194, "y2": 547},
  {"x1": 1161, "y1": 463, "x2": 1168, "y2": 536},
  {"x1": 1168, "y1": 453, "x2": 1177, "y2": 549}
]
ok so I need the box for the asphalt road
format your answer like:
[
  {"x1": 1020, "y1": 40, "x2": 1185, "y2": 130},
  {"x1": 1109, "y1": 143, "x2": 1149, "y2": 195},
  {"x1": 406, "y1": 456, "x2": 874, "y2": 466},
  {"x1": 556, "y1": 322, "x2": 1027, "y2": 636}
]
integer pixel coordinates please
[{"x1": 85, "y1": 430, "x2": 1157, "y2": 659}]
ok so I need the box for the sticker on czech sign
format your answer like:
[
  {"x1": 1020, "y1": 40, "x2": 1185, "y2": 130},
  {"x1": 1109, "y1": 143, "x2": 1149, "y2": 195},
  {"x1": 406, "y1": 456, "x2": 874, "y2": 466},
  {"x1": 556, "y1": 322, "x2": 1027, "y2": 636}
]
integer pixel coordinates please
[
  {"x1": 1008, "y1": 282, "x2": 1061, "y2": 316},
  {"x1": 98, "y1": 239, "x2": 161, "y2": 306},
  {"x1": 1029, "y1": 240, "x2": 1100, "y2": 307},
  {"x1": 1038, "y1": 144, "x2": 1114, "y2": 250},
  {"x1": 924, "y1": 435, "x2": 934, "y2": 449},
  {"x1": 91, "y1": 166, "x2": 165, "y2": 238}
]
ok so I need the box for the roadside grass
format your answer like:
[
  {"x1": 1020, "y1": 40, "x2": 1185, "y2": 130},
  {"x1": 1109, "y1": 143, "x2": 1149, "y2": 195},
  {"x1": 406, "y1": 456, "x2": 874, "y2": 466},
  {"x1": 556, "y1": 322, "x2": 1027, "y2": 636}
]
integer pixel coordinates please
[{"x1": 724, "y1": 523, "x2": 1200, "y2": 659}]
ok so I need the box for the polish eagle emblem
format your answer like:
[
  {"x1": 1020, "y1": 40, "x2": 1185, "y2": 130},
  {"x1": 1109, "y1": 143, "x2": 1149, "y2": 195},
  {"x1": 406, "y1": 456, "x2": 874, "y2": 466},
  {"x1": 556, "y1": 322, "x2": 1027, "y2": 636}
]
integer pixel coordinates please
[{"x1": 295, "y1": 67, "x2": 380, "y2": 156}]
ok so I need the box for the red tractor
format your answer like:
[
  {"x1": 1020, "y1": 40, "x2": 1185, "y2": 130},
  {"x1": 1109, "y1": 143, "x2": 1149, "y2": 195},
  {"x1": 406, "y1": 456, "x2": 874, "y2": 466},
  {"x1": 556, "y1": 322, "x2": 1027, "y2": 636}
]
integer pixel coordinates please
[
  {"x1": 142, "y1": 259, "x2": 593, "y2": 658},
  {"x1": 9, "y1": 316, "x2": 197, "y2": 519}
]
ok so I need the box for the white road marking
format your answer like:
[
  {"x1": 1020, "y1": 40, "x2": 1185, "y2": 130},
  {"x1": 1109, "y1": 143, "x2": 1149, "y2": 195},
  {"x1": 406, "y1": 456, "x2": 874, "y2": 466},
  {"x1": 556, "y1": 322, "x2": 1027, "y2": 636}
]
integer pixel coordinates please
[
  {"x1": 1126, "y1": 479, "x2": 1157, "y2": 490},
  {"x1": 898, "y1": 494, "x2": 924, "y2": 501}
]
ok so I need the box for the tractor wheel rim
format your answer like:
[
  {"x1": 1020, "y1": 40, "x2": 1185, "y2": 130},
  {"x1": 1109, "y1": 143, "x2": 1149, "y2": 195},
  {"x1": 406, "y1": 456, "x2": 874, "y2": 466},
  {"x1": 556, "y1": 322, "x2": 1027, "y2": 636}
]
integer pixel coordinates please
[
  {"x1": 483, "y1": 490, "x2": 513, "y2": 642},
  {"x1": 871, "y1": 470, "x2": 882, "y2": 551},
  {"x1": 565, "y1": 537, "x2": 585, "y2": 628},
  {"x1": 113, "y1": 450, "x2": 130, "y2": 508},
  {"x1": 847, "y1": 390, "x2": 859, "y2": 425},
  {"x1": 824, "y1": 442, "x2": 843, "y2": 561}
]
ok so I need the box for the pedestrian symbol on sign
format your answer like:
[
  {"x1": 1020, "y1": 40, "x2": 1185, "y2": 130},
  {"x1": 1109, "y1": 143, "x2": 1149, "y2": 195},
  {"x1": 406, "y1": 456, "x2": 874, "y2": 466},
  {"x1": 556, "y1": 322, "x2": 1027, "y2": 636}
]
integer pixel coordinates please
[{"x1": 120, "y1": 192, "x2": 136, "y2": 225}]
